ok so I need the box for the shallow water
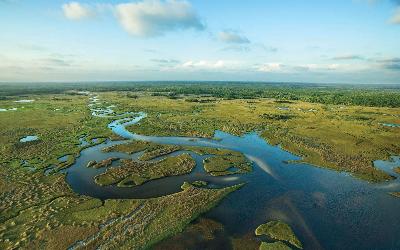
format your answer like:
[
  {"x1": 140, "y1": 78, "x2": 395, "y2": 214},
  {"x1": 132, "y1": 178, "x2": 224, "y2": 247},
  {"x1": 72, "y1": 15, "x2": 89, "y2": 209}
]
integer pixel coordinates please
[
  {"x1": 62, "y1": 94, "x2": 400, "y2": 250},
  {"x1": 14, "y1": 99, "x2": 34, "y2": 103},
  {"x1": 381, "y1": 123, "x2": 400, "y2": 128},
  {"x1": 78, "y1": 136, "x2": 90, "y2": 147},
  {"x1": 20, "y1": 135, "x2": 38, "y2": 142},
  {"x1": 0, "y1": 107, "x2": 17, "y2": 112},
  {"x1": 58, "y1": 155, "x2": 71, "y2": 162}
]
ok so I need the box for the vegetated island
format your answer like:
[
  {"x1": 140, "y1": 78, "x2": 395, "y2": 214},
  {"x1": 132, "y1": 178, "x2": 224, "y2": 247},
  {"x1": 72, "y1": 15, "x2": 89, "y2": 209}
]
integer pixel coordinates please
[
  {"x1": 94, "y1": 154, "x2": 196, "y2": 187},
  {"x1": 255, "y1": 220, "x2": 303, "y2": 249}
]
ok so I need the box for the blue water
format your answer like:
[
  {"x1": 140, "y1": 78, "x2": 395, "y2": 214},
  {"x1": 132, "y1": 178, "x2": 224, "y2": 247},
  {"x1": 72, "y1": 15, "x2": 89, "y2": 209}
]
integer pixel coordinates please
[
  {"x1": 20, "y1": 135, "x2": 38, "y2": 142},
  {"x1": 78, "y1": 136, "x2": 90, "y2": 147},
  {"x1": 58, "y1": 155, "x2": 71, "y2": 162},
  {"x1": 381, "y1": 123, "x2": 400, "y2": 128},
  {"x1": 61, "y1": 94, "x2": 400, "y2": 250}
]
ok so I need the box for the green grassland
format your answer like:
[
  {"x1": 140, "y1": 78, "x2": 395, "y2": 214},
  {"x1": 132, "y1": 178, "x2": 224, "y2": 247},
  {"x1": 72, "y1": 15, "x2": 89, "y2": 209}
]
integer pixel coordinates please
[
  {"x1": 95, "y1": 154, "x2": 196, "y2": 187},
  {"x1": 103, "y1": 140, "x2": 181, "y2": 160},
  {"x1": 154, "y1": 218, "x2": 225, "y2": 249},
  {"x1": 1, "y1": 84, "x2": 399, "y2": 249},
  {"x1": 0, "y1": 91, "x2": 245, "y2": 249},
  {"x1": 102, "y1": 140, "x2": 151, "y2": 154},
  {"x1": 70, "y1": 182, "x2": 243, "y2": 250},
  {"x1": 0, "y1": 93, "x2": 114, "y2": 170},
  {"x1": 183, "y1": 146, "x2": 238, "y2": 156},
  {"x1": 255, "y1": 220, "x2": 302, "y2": 249},
  {"x1": 101, "y1": 91, "x2": 400, "y2": 182},
  {"x1": 139, "y1": 144, "x2": 182, "y2": 161},
  {"x1": 203, "y1": 153, "x2": 252, "y2": 176},
  {"x1": 86, "y1": 157, "x2": 119, "y2": 169},
  {"x1": 259, "y1": 241, "x2": 292, "y2": 250},
  {"x1": 103, "y1": 140, "x2": 241, "y2": 158},
  {"x1": 0, "y1": 165, "x2": 243, "y2": 249}
]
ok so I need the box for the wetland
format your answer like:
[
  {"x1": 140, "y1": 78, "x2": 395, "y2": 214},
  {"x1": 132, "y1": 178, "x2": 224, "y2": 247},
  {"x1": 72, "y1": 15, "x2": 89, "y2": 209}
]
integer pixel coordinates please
[{"x1": 1, "y1": 82, "x2": 400, "y2": 249}]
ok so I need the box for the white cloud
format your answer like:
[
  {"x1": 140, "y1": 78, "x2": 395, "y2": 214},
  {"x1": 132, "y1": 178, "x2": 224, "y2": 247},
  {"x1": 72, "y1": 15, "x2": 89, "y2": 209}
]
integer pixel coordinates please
[
  {"x1": 218, "y1": 31, "x2": 250, "y2": 44},
  {"x1": 256, "y1": 63, "x2": 283, "y2": 72},
  {"x1": 390, "y1": 7, "x2": 400, "y2": 24},
  {"x1": 115, "y1": 0, "x2": 204, "y2": 37},
  {"x1": 169, "y1": 60, "x2": 244, "y2": 71},
  {"x1": 62, "y1": 2, "x2": 94, "y2": 20},
  {"x1": 182, "y1": 60, "x2": 225, "y2": 69}
]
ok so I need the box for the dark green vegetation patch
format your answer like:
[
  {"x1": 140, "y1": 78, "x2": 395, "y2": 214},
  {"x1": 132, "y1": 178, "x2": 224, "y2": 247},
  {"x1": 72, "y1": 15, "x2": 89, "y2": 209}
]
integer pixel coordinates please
[
  {"x1": 259, "y1": 241, "x2": 292, "y2": 250},
  {"x1": 86, "y1": 157, "x2": 118, "y2": 169},
  {"x1": 203, "y1": 153, "x2": 252, "y2": 176},
  {"x1": 255, "y1": 220, "x2": 303, "y2": 249},
  {"x1": 103, "y1": 140, "x2": 182, "y2": 160},
  {"x1": 95, "y1": 154, "x2": 196, "y2": 187}
]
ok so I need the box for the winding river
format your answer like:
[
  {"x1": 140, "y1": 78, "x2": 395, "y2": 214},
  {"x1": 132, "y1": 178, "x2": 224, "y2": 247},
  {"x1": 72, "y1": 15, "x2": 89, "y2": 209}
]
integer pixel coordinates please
[{"x1": 62, "y1": 94, "x2": 400, "y2": 250}]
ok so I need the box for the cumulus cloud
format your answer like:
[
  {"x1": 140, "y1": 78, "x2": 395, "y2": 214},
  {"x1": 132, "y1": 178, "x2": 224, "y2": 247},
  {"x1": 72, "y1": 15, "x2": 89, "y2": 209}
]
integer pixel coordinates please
[
  {"x1": 173, "y1": 60, "x2": 243, "y2": 71},
  {"x1": 181, "y1": 60, "x2": 226, "y2": 69},
  {"x1": 62, "y1": 2, "x2": 94, "y2": 20},
  {"x1": 115, "y1": 0, "x2": 204, "y2": 37},
  {"x1": 256, "y1": 63, "x2": 283, "y2": 72},
  {"x1": 218, "y1": 31, "x2": 250, "y2": 44}
]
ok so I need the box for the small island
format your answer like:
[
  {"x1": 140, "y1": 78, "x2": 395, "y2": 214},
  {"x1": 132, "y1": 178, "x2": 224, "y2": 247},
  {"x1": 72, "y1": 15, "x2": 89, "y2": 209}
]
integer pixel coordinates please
[{"x1": 255, "y1": 220, "x2": 303, "y2": 249}]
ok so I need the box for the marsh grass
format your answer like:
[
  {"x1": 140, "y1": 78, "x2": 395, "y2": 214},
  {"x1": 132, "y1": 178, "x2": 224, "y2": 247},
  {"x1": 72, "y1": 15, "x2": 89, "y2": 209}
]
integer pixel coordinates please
[
  {"x1": 86, "y1": 157, "x2": 119, "y2": 169},
  {"x1": 259, "y1": 241, "x2": 291, "y2": 250},
  {"x1": 1, "y1": 87, "x2": 399, "y2": 249},
  {"x1": 0, "y1": 94, "x2": 113, "y2": 170},
  {"x1": 0, "y1": 158, "x2": 243, "y2": 249},
  {"x1": 102, "y1": 92, "x2": 400, "y2": 182},
  {"x1": 95, "y1": 154, "x2": 196, "y2": 187},
  {"x1": 255, "y1": 221, "x2": 302, "y2": 249},
  {"x1": 203, "y1": 153, "x2": 252, "y2": 176}
]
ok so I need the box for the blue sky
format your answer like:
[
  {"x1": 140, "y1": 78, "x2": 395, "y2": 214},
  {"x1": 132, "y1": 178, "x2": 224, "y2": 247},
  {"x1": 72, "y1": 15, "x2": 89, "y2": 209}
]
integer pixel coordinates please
[{"x1": 0, "y1": 0, "x2": 399, "y2": 83}]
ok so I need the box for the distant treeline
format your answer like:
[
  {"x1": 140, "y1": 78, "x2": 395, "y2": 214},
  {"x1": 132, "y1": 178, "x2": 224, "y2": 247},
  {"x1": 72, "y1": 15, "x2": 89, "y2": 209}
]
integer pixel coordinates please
[
  {"x1": 1, "y1": 81, "x2": 399, "y2": 107},
  {"x1": 147, "y1": 85, "x2": 400, "y2": 107}
]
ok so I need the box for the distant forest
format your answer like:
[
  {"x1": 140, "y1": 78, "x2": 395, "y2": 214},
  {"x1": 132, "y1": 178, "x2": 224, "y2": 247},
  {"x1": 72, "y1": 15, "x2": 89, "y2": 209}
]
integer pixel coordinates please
[{"x1": 1, "y1": 81, "x2": 400, "y2": 108}]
